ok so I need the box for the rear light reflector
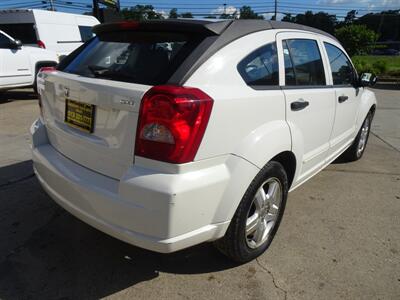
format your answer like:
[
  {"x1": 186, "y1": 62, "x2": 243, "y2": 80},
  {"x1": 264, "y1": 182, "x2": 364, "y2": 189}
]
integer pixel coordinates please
[
  {"x1": 135, "y1": 85, "x2": 214, "y2": 164},
  {"x1": 38, "y1": 66, "x2": 56, "y2": 73},
  {"x1": 37, "y1": 40, "x2": 46, "y2": 49}
]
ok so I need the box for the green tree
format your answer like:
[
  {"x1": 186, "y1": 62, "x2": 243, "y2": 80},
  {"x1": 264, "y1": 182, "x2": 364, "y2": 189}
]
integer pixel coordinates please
[
  {"x1": 295, "y1": 11, "x2": 337, "y2": 34},
  {"x1": 239, "y1": 6, "x2": 264, "y2": 19},
  {"x1": 357, "y1": 10, "x2": 400, "y2": 42},
  {"x1": 335, "y1": 24, "x2": 379, "y2": 56},
  {"x1": 180, "y1": 12, "x2": 193, "y2": 18},
  {"x1": 168, "y1": 8, "x2": 178, "y2": 19},
  {"x1": 121, "y1": 5, "x2": 164, "y2": 21},
  {"x1": 281, "y1": 13, "x2": 296, "y2": 23},
  {"x1": 344, "y1": 10, "x2": 357, "y2": 25}
]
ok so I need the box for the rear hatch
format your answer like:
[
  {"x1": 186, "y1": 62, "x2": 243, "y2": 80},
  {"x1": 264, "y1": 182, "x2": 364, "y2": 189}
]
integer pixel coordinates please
[{"x1": 40, "y1": 20, "x2": 225, "y2": 179}]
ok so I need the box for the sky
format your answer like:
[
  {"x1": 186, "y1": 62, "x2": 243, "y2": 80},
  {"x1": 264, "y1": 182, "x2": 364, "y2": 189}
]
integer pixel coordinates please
[{"x1": 0, "y1": 0, "x2": 399, "y2": 19}]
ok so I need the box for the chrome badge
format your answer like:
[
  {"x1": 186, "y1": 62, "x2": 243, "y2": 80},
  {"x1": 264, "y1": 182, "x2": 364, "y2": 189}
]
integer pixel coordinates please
[{"x1": 120, "y1": 99, "x2": 135, "y2": 106}]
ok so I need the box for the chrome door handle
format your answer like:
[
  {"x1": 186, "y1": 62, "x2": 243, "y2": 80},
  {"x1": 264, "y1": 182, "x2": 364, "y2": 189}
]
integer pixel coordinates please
[
  {"x1": 338, "y1": 95, "x2": 348, "y2": 103},
  {"x1": 291, "y1": 100, "x2": 309, "y2": 111}
]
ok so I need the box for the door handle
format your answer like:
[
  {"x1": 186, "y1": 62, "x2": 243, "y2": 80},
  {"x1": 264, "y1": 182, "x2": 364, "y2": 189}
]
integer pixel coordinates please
[
  {"x1": 338, "y1": 95, "x2": 349, "y2": 103},
  {"x1": 291, "y1": 100, "x2": 309, "y2": 111}
]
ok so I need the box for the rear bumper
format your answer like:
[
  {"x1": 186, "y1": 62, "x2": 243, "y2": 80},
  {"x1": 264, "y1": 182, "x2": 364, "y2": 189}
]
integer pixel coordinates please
[{"x1": 31, "y1": 118, "x2": 244, "y2": 253}]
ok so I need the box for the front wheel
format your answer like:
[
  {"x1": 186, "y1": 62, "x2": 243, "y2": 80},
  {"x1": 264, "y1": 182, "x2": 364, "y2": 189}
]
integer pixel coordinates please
[{"x1": 214, "y1": 161, "x2": 288, "y2": 263}]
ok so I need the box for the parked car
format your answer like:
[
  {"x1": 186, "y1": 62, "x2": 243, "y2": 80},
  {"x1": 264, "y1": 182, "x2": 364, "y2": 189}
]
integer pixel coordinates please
[
  {"x1": 0, "y1": 9, "x2": 99, "y2": 58},
  {"x1": 0, "y1": 30, "x2": 58, "y2": 91},
  {"x1": 31, "y1": 20, "x2": 377, "y2": 262}
]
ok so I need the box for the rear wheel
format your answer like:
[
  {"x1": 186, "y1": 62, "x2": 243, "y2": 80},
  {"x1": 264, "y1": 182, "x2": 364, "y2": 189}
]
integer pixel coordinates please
[
  {"x1": 214, "y1": 161, "x2": 288, "y2": 263},
  {"x1": 340, "y1": 112, "x2": 373, "y2": 162}
]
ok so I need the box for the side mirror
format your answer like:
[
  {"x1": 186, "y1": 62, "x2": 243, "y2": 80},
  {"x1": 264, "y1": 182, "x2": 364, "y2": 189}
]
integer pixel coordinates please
[
  {"x1": 359, "y1": 72, "x2": 377, "y2": 87},
  {"x1": 10, "y1": 39, "x2": 22, "y2": 49}
]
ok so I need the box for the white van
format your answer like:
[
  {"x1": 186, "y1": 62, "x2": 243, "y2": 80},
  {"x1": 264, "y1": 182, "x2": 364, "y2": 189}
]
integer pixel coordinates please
[{"x1": 0, "y1": 9, "x2": 99, "y2": 57}]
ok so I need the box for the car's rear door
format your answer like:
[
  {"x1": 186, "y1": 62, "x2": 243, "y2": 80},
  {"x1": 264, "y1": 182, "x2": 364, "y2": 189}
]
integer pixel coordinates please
[
  {"x1": 276, "y1": 32, "x2": 336, "y2": 183},
  {"x1": 320, "y1": 39, "x2": 361, "y2": 158}
]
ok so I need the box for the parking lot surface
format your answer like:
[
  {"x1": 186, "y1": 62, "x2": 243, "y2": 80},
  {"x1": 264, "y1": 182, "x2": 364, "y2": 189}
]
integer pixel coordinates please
[{"x1": 0, "y1": 85, "x2": 399, "y2": 299}]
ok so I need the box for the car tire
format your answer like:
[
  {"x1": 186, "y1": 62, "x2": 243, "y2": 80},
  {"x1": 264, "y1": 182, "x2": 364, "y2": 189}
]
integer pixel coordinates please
[
  {"x1": 214, "y1": 161, "x2": 288, "y2": 263},
  {"x1": 340, "y1": 111, "x2": 373, "y2": 162}
]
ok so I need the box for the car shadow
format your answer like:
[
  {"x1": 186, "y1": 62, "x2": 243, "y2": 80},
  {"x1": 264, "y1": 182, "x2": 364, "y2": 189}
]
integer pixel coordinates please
[
  {"x1": 0, "y1": 160, "x2": 239, "y2": 299},
  {"x1": 0, "y1": 89, "x2": 37, "y2": 104}
]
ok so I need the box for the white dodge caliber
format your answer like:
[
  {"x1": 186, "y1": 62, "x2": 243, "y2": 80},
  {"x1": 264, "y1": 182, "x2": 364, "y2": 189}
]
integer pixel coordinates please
[{"x1": 31, "y1": 19, "x2": 377, "y2": 262}]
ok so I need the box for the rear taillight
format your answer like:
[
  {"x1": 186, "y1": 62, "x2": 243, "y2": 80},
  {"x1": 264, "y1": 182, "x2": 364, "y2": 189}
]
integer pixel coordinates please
[
  {"x1": 38, "y1": 66, "x2": 56, "y2": 73},
  {"x1": 135, "y1": 85, "x2": 214, "y2": 164},
  {"x1": 37, "y1": 40, "x2": 46, "y2": 48}
]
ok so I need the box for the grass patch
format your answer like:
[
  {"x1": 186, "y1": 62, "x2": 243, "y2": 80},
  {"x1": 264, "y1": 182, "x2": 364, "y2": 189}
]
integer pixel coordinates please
[{"x1": 352, "y1": 55, "x2": 400, "y2": 77}]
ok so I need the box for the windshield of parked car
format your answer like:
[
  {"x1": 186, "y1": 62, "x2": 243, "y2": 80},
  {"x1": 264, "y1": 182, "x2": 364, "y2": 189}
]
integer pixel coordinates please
[{"x1": 62, "y1": 31, "x2": 203, "y2": 85}]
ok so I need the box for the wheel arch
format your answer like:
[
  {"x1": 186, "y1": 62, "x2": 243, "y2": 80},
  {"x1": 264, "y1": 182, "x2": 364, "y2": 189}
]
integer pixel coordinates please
[
  {"x1": 356, "y1": 89, "x2": 377, "y2": 131},
  {"x1": 271, "y1": 151, "x2": 297, "y2": 189},
  {"x1": 212, "y1": 118, "x2": 297, "y2": 229}
]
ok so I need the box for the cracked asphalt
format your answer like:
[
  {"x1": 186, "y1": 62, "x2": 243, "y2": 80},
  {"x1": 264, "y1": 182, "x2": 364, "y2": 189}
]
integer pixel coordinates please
[{"x1": 0, "y1": 84, "x2": 399, "y2": 299}]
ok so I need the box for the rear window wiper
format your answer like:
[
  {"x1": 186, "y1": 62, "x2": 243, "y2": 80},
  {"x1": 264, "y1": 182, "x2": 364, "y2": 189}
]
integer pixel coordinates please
[
  {"x1": 87, "y1": 65, "x2": 109, "y2": 76},
  {"x1": 87, "y1": 65, "x2": 136, "y2": 82}
]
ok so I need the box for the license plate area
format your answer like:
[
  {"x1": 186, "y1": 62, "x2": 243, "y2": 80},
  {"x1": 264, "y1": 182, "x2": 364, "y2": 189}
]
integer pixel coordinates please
[{"x1": 64, "y1": 99, "x2": 95, "y2": 133}]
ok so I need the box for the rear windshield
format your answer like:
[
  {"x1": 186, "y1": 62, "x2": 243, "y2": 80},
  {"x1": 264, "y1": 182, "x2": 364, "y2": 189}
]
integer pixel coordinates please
[
  {"x1": 0, "y1": 23, "x2": 37, "y2": 44},
  {"x1": 62, "y1": 31, "x2": 204, "y2": 85}
]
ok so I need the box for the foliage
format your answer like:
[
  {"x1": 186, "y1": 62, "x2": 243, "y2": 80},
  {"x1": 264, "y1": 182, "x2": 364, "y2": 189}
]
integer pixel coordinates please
[
  {"x1": 352, "y1": 55, "x2": 400, "y2": 76},
  {"x1": 335, "y1": 25, "x2": 379, "y2": 56},
  {"x1": 356, "y1": 10, "x2": 400, "y2": 42},
  {"x1": 121, "y1": 5, "x2": 163, "y2": 21},
  {"x1": 168, "y1": 9, "x2": 193, "y2": 19},
  {"x1": 239, "y1": 6, "x2": 264, "y2": 20},
  {"x1": 281, "y1": 13, "x2": 296, "y2": 23},
  {"x1": 168, "y1": 8, "x2": 178, "y2": 19},
  {"x1": 344, "y1": 10, "x2": 357, "y2": 25},
  {"x1": 180, "y1": 12, "x2": 193, "y2": 18},
  {"x1": 219, "y1": 12, "x2": 237, "y2": 19},
  {"x1": 282, "y1": 11, "x2": 337, "y2": 34}
]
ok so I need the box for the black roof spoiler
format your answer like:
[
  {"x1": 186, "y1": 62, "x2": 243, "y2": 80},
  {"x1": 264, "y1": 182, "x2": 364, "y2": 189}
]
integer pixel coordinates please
[{"x1": 93, "y1": 19, "x2": 233, "y2": 36}]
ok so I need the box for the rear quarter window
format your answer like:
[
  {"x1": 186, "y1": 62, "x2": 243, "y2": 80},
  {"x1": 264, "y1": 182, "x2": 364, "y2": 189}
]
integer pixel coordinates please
[
  {"x1": 237, "y1": 42, "x2": 279, "y2": 87},
  {"x1": 61, "y1": 31, "x2": 204, "y2": 86}
]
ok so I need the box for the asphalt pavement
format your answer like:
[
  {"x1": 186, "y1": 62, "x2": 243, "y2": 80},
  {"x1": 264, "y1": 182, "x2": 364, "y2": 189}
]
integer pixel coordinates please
[{"x1": 0, "y1": 84, "x2": 399, "y2": 299}]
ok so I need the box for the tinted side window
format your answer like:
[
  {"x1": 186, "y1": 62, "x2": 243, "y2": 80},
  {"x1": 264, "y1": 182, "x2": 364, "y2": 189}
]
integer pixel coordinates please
[
  {"x1": 324, "y1": 42, "x2": 354, "y2": 85},
  {"x1": 0, "y1": 32, "x2": 11, "y2": 48},
  {"x1": 283, "y1": 39, "x2": 326, "y2": 86},
  {"x1": 0, "y1": 23, "x2": 37, "y2": 44},
  {"x1": 79, "y1": 26, "x2": 94, "y2": 42},
  {"x1": 238, "y1": 42, "x2": 279, "y2": 86}
]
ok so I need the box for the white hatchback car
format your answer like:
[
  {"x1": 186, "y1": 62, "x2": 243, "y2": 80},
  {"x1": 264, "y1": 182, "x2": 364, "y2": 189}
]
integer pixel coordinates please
[{"x1": 31, "y1": 20, "x2": 377, "y2": 262}]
